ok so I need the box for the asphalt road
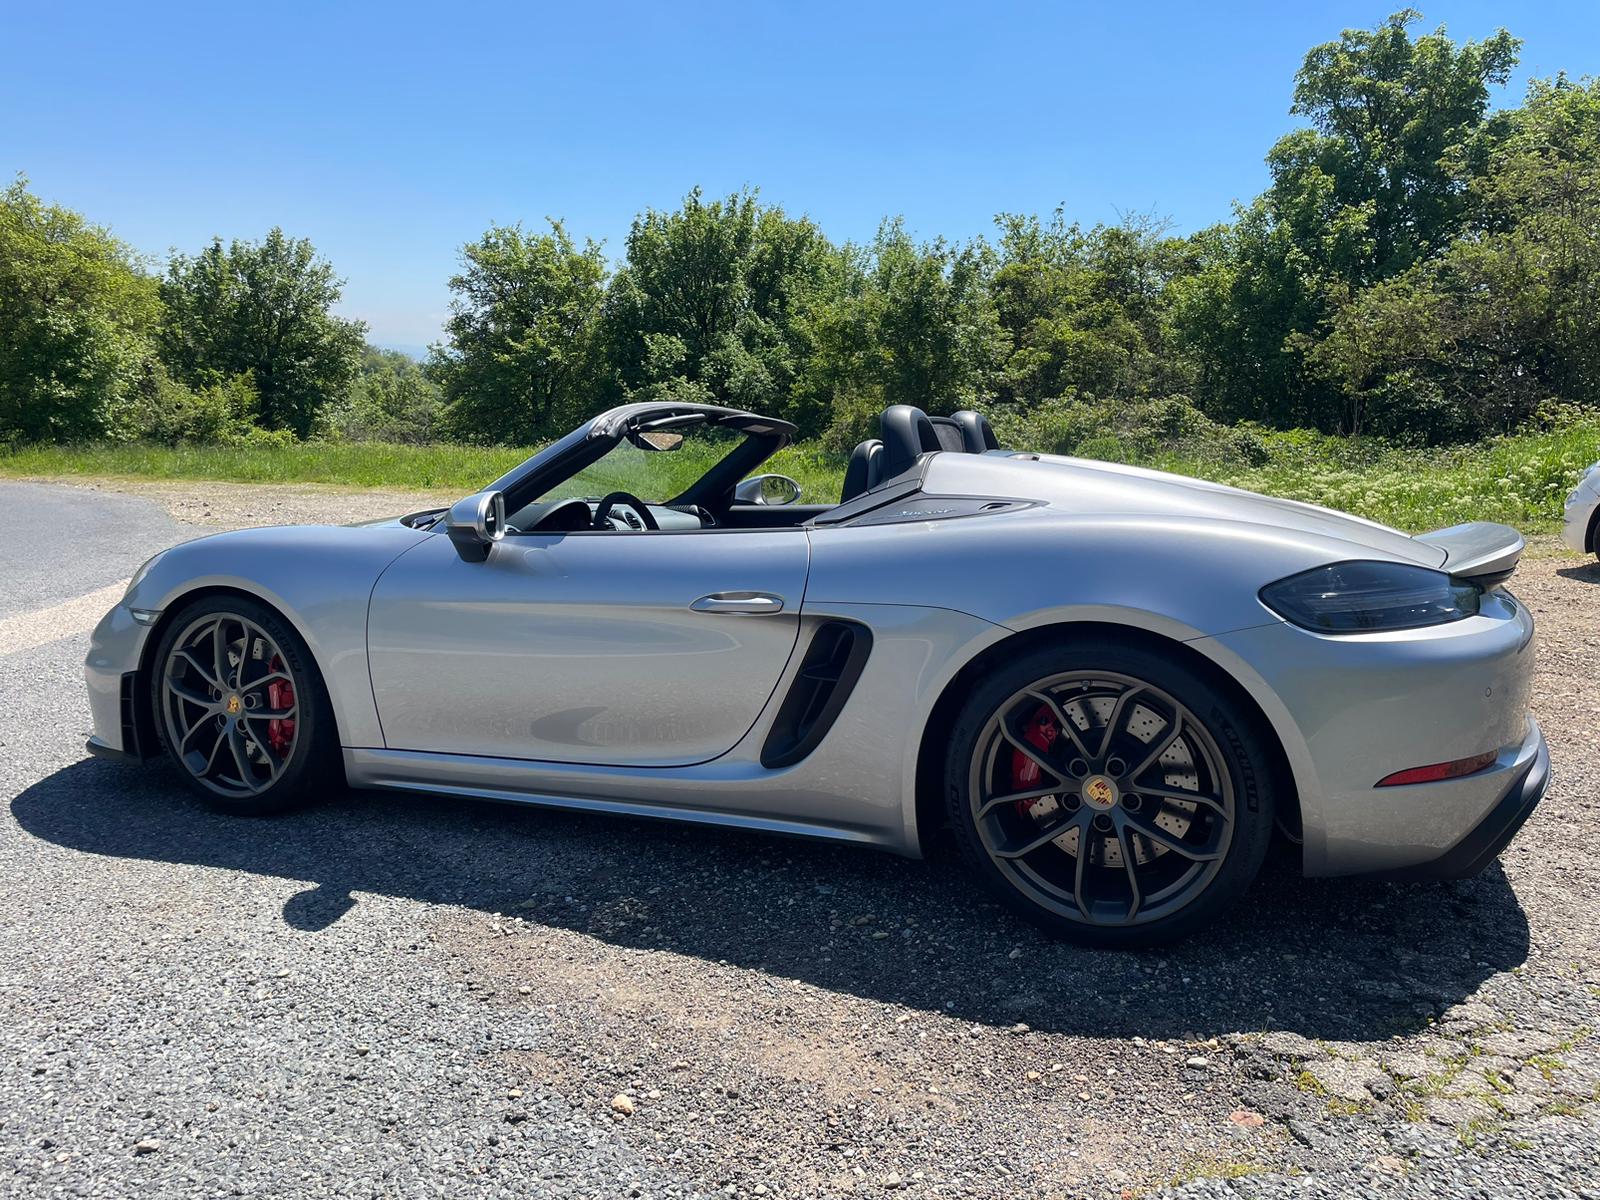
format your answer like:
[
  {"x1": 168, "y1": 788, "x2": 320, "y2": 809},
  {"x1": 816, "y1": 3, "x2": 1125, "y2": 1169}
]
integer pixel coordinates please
[
  {"x1": 2, "y1": 480, "x2": 1597, "y2": 1200},
  {"x1": 0, "y1": 483, "x2": 691, "y2": 1199}
]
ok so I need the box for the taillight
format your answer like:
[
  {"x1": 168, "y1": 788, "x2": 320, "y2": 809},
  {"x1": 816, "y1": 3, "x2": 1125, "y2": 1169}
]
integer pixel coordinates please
[{"x1": 1375, "y1": 751, "x2": 1498, "y2": 787}]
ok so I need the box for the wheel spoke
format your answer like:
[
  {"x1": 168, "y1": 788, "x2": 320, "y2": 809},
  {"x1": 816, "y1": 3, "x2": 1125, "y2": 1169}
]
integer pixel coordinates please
[
  {"x1": 176, "y1": 713, "x2": 214, "y2": 752},
  {"x1": 1114, "y1": 821, "x2": 1143, "y2": 921},
  {"x1": 976, "y1": 783, "x2": 1062, "y2": 819},
  {"x1": 226, "y1": 725, "x2": 256, "y2": 791},
  {"x1": 196, "y1": 722, "x2": 229, "y2": 777},
  {"x1": 167, "y1": 677, "x2": 216, "y2": 709},
  {"x1": 1095, "y1": 685, "x2": 1146, "y2": 760},
  {"x1": 1021, "y1": 689, "x2": 1095, "y2": 762},
  {"x1": 992, "y1": 815, "x2": 1078, "y2": 860},
  {"x1": 1120, "y1": 809, "x2": 1224, "y2": 861},
  {"x1": 1126, "y1": 715, "x2": 1184, "y2": 782},
  {"x1": 174, "y1": 648, "x2": 223, "y2": 690},
  {"x1": 1131, "y1": 782, "x2": 1227, "y2": 815},
  {"x1": 246, "y1": 705, "x2": 296, "y2": 721},
  {"x1": 1072, "y1": 816, "x2": 1094, "y2": 919},
  {"x1": 242, "y1": 721, "x2": 288, "y2": 782},
  {"x1": 996, "y1": 720, "x2": 1067, "y2": 787},
  {"x1": 209, "y1": 618, "x2": 232, "y2": 689},
  {"x1": 239, "y1": 669, "x2": 291, "y2": 694}
]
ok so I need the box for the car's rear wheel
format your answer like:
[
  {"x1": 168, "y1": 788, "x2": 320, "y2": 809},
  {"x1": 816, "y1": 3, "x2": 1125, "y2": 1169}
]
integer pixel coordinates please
[
  {"x1": 944, "y1": 640, "x2": 1275, "y2": 947},
  {"x1": 149, "y1": 595, "x2": 339, "y2": 815}
]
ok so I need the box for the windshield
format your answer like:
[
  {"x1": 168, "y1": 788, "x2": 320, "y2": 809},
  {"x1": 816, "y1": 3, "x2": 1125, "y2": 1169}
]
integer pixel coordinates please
[{"x1": 533, "y1": 424, "x2": 748, "y2": 506}]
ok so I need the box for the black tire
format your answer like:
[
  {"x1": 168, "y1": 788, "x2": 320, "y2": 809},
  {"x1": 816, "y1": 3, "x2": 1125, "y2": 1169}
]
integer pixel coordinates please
[
  {"x1": 943, "y1": 638, "x2": 1276, "y2": 948},
  {"x1": 147, "y1": 594, "x2": 341, "y2": 815}
]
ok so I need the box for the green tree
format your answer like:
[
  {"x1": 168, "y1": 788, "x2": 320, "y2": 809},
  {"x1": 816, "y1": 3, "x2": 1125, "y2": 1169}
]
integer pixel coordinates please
[
  {"x1": 429, "y1": 221, "x2": 606, "y2": 443},
  {"x1": 989, "y1": 209, "x2": 1192, "y2": 410},
  {"x1": 601, "y1": 188, "x2": 845, "y2": 435},
  {"x1": 1289, "y1": 9, "x2": 1519, "y2": 277},
  {"x1": 160, "y1": 229, "x2": 366, "y2": 437},
  {"x1": 806, "y1": 219, "x2": 1004, "y2": 445},
  {"x1": 1177, "y1": 11, "x2": 1521, "y2": 434},
  {"x1": 0, "y1": 178, "x2": 161, "y2": 442},
  {"x1": 1309, "y1": 74, "x2": 1600, "y2": 438}
]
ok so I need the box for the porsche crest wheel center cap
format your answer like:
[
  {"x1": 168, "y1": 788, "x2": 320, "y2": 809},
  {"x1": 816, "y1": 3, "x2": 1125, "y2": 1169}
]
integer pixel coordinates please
[
  {"x1": 224, "y1": 694, "x2": 242, "y2": 716},
  {"x1": 1082, "y1": 774, "x2": 1119, "y2": 811}
]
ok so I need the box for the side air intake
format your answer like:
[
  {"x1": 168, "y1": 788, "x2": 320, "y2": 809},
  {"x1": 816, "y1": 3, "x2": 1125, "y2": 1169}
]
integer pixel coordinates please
[{"x1": 761, "y1": 621, "x2": 873, "y2": 769}]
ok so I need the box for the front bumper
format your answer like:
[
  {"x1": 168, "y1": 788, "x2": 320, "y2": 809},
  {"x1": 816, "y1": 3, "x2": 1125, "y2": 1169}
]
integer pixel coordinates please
[{"x1": 85, "y1": 601, "x2": 157, "y2": 758}]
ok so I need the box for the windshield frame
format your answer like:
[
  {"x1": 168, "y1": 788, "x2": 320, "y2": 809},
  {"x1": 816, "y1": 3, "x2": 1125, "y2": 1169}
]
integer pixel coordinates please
[{"x1": 485, "y1": 403, "x2": 796, "y2": 519}]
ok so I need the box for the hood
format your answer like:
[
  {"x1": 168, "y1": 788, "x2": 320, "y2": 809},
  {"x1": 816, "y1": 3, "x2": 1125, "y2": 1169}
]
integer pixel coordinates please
[{"x1": 925, "y1": 452, "x2": 1448, "y2": 568}]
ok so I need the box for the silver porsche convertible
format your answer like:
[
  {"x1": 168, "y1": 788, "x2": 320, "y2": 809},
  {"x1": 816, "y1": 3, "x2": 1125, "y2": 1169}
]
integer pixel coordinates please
[{"x1": 85, "y1": 401, "x2": 1549, "y2": 945}]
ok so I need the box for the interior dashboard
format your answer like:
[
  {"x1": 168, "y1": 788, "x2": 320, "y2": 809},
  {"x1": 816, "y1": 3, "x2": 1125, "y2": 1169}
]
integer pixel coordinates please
[{"x1": 505, "y1": 497, "x2": 712, "y2": 534}]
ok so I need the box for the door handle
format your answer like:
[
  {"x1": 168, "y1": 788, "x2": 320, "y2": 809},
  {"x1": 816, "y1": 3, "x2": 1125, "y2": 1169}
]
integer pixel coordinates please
[{"x1": 690, "y1": 591, "x2": 786, "y2": 615}]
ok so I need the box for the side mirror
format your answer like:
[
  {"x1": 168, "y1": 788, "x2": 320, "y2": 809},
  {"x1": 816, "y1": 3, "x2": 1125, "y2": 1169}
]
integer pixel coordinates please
[
  {"x1": 445, "y1": 490, "x2": 506, "y2": 563},
  {"x1": 734, "y1": 474, "x2": 803, "y2": 506}
]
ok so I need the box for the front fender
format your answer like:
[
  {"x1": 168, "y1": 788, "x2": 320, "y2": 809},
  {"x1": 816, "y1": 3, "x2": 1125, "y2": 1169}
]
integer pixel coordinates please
[{"x1": 125, "y1": 525, "x2": 433, "y2": 748}]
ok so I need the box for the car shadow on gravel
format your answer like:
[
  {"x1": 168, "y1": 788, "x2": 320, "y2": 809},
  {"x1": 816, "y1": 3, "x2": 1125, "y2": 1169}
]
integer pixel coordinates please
[
  {"x1": 14, "y1": 757, "x2": 1530, "y2": 1044},
  {"x1": 1555, "y1": 559, "x2": 1600, "y2": 584}
]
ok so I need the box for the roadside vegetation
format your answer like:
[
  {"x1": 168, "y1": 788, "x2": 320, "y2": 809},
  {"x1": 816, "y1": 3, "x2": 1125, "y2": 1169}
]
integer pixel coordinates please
[
  {"x1": 3, "y1": 11, "x2": 1599, "y2": 532},
  {"x1": 6, "y1": 413, "x2": 1594, "y2": 534}
]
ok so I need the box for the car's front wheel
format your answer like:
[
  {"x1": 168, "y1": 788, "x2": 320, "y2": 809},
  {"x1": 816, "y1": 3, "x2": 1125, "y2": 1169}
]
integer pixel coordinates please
[
  {"x1": 944, "y1": 640, "x2": 1276, "y2": 947},
  {"x1": 149, "y1": 595, "x2": 339, "y2": 815}
]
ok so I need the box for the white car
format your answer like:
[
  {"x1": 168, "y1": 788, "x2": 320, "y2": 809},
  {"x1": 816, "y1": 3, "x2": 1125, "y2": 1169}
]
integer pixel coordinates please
[{"x1": 1564, "y1": 463, "x2": 1600, "y2": 559}]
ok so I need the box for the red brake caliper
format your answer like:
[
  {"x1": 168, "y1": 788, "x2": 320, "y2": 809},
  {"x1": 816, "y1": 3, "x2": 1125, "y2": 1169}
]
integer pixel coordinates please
[
  {"x1": 265, "y1": 655, "x2": 296, "y2": 757},
  {"x1": 1011, "y1": 704, "x2": 1059, "y2": 813}
]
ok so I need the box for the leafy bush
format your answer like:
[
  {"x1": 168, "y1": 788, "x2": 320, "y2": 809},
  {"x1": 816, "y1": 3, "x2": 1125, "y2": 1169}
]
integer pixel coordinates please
[
  {"x1": 323, "y1": 366, "x2": 444, "y2": 444},
  {"x1": 1150, "y1": 412, "x2": 1600, "y2": 533},
  {"x1": 991, "y1": 393, "x2": 1269, "y2": 467},
  {"x1": 106, "y1": 369, "x2": 261, "y2": 445}
]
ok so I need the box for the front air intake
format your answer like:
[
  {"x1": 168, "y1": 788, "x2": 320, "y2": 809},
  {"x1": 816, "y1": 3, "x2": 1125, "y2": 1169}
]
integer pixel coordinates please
[{"x1": 760, "y1": 621, "x2": 873, "y2": 768}]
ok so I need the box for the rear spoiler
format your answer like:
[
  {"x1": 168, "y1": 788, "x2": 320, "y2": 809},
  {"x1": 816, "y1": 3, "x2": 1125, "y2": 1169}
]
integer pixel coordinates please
[{"x1": 1414, "y1": 521, "x2": 1525, "y2": 587}]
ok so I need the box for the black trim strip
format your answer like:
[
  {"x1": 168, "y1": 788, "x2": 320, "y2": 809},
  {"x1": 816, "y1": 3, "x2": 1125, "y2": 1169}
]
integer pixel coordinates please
[{"x1": 86, "y1": 737, "x2": 144, "y2": 765}]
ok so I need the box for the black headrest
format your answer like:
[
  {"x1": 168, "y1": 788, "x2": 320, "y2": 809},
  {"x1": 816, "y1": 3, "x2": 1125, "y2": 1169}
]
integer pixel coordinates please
[
  {"x1": 949, "y1": 409, "x2": 1000, "y2": 452},
  {"x1": 840, "y1": 438, "x2": 884, "y2": 502},
  {"x1": 879, "y1": 405, "x2": 941, "y2": 478}
]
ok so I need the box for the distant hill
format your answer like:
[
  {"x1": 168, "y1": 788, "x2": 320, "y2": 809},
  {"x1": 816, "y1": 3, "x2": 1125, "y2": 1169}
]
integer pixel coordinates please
[{"x1": 371, "y1": 342, "x2": 429, "y2": 362}]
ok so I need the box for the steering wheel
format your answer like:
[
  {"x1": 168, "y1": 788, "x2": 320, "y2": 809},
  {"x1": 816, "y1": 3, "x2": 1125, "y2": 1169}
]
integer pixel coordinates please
[{"x1": 591, "y1": 491, "x2": 660, "y2": 531}]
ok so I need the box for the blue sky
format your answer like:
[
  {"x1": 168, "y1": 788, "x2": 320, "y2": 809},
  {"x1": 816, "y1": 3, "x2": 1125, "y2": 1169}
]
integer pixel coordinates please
[{"x1": 6, "y1": 2, "x2": 1598, "y2": 353}]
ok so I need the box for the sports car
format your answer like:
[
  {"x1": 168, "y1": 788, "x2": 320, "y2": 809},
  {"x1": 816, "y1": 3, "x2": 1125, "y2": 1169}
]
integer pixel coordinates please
[
  {"x1": 85, "y1": 401, "x2": 1550, "y2": 946},
  {"x1": 1562, "y1": 460, "x2": 1600, "y2": 560}
]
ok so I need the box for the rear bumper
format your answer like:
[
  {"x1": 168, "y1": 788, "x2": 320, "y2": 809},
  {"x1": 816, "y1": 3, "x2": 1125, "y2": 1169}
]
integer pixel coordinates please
[
  {"x1": 1403, "y1": 719, "x2": 1549, "y2": 878},
  {"x1": 1202, "y1": 588, "x2": 1541, "y2": 876}
]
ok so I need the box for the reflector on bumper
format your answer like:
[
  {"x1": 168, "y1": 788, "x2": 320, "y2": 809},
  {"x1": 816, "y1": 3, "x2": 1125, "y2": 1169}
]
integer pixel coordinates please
[{"x1": 1375, "y1": 750, "x2": 1498, "y2": 787}]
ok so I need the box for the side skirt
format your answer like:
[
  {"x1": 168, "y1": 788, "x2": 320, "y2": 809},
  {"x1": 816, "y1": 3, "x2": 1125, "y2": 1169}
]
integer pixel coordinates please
[{"x1": 342, "y1": 747, "x2": 902, "y2": 852}]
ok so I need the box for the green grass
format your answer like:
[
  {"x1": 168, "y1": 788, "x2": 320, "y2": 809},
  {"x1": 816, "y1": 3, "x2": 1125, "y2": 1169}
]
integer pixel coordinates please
[
  {"x1": 0, "y1": 437, "x2": 853, "y2": 505},
  {"x1": 3, "y1": 416, "x2": 1596, "y2": 534},
  {"x1": 1147, "y1": 418, "x2": 1600, "y2": 534},
  {"x1": 0, "y1": 439, "x2": 533, "y2": 491}
]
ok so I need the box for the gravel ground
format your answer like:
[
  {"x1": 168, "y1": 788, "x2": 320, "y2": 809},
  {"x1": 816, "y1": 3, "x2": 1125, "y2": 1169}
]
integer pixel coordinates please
[{"x1": 2, "y1": 478, "x2": 1597, "y2": 1199}]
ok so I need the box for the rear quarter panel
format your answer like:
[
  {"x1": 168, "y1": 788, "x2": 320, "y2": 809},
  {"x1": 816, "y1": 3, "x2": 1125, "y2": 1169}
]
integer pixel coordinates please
[
  {"x1": 806, "y1": 509, "x2": 1383, "y2": 639},
  {"x1": 806, "y1": 508, "x2": 1417, "y2": 860}
]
